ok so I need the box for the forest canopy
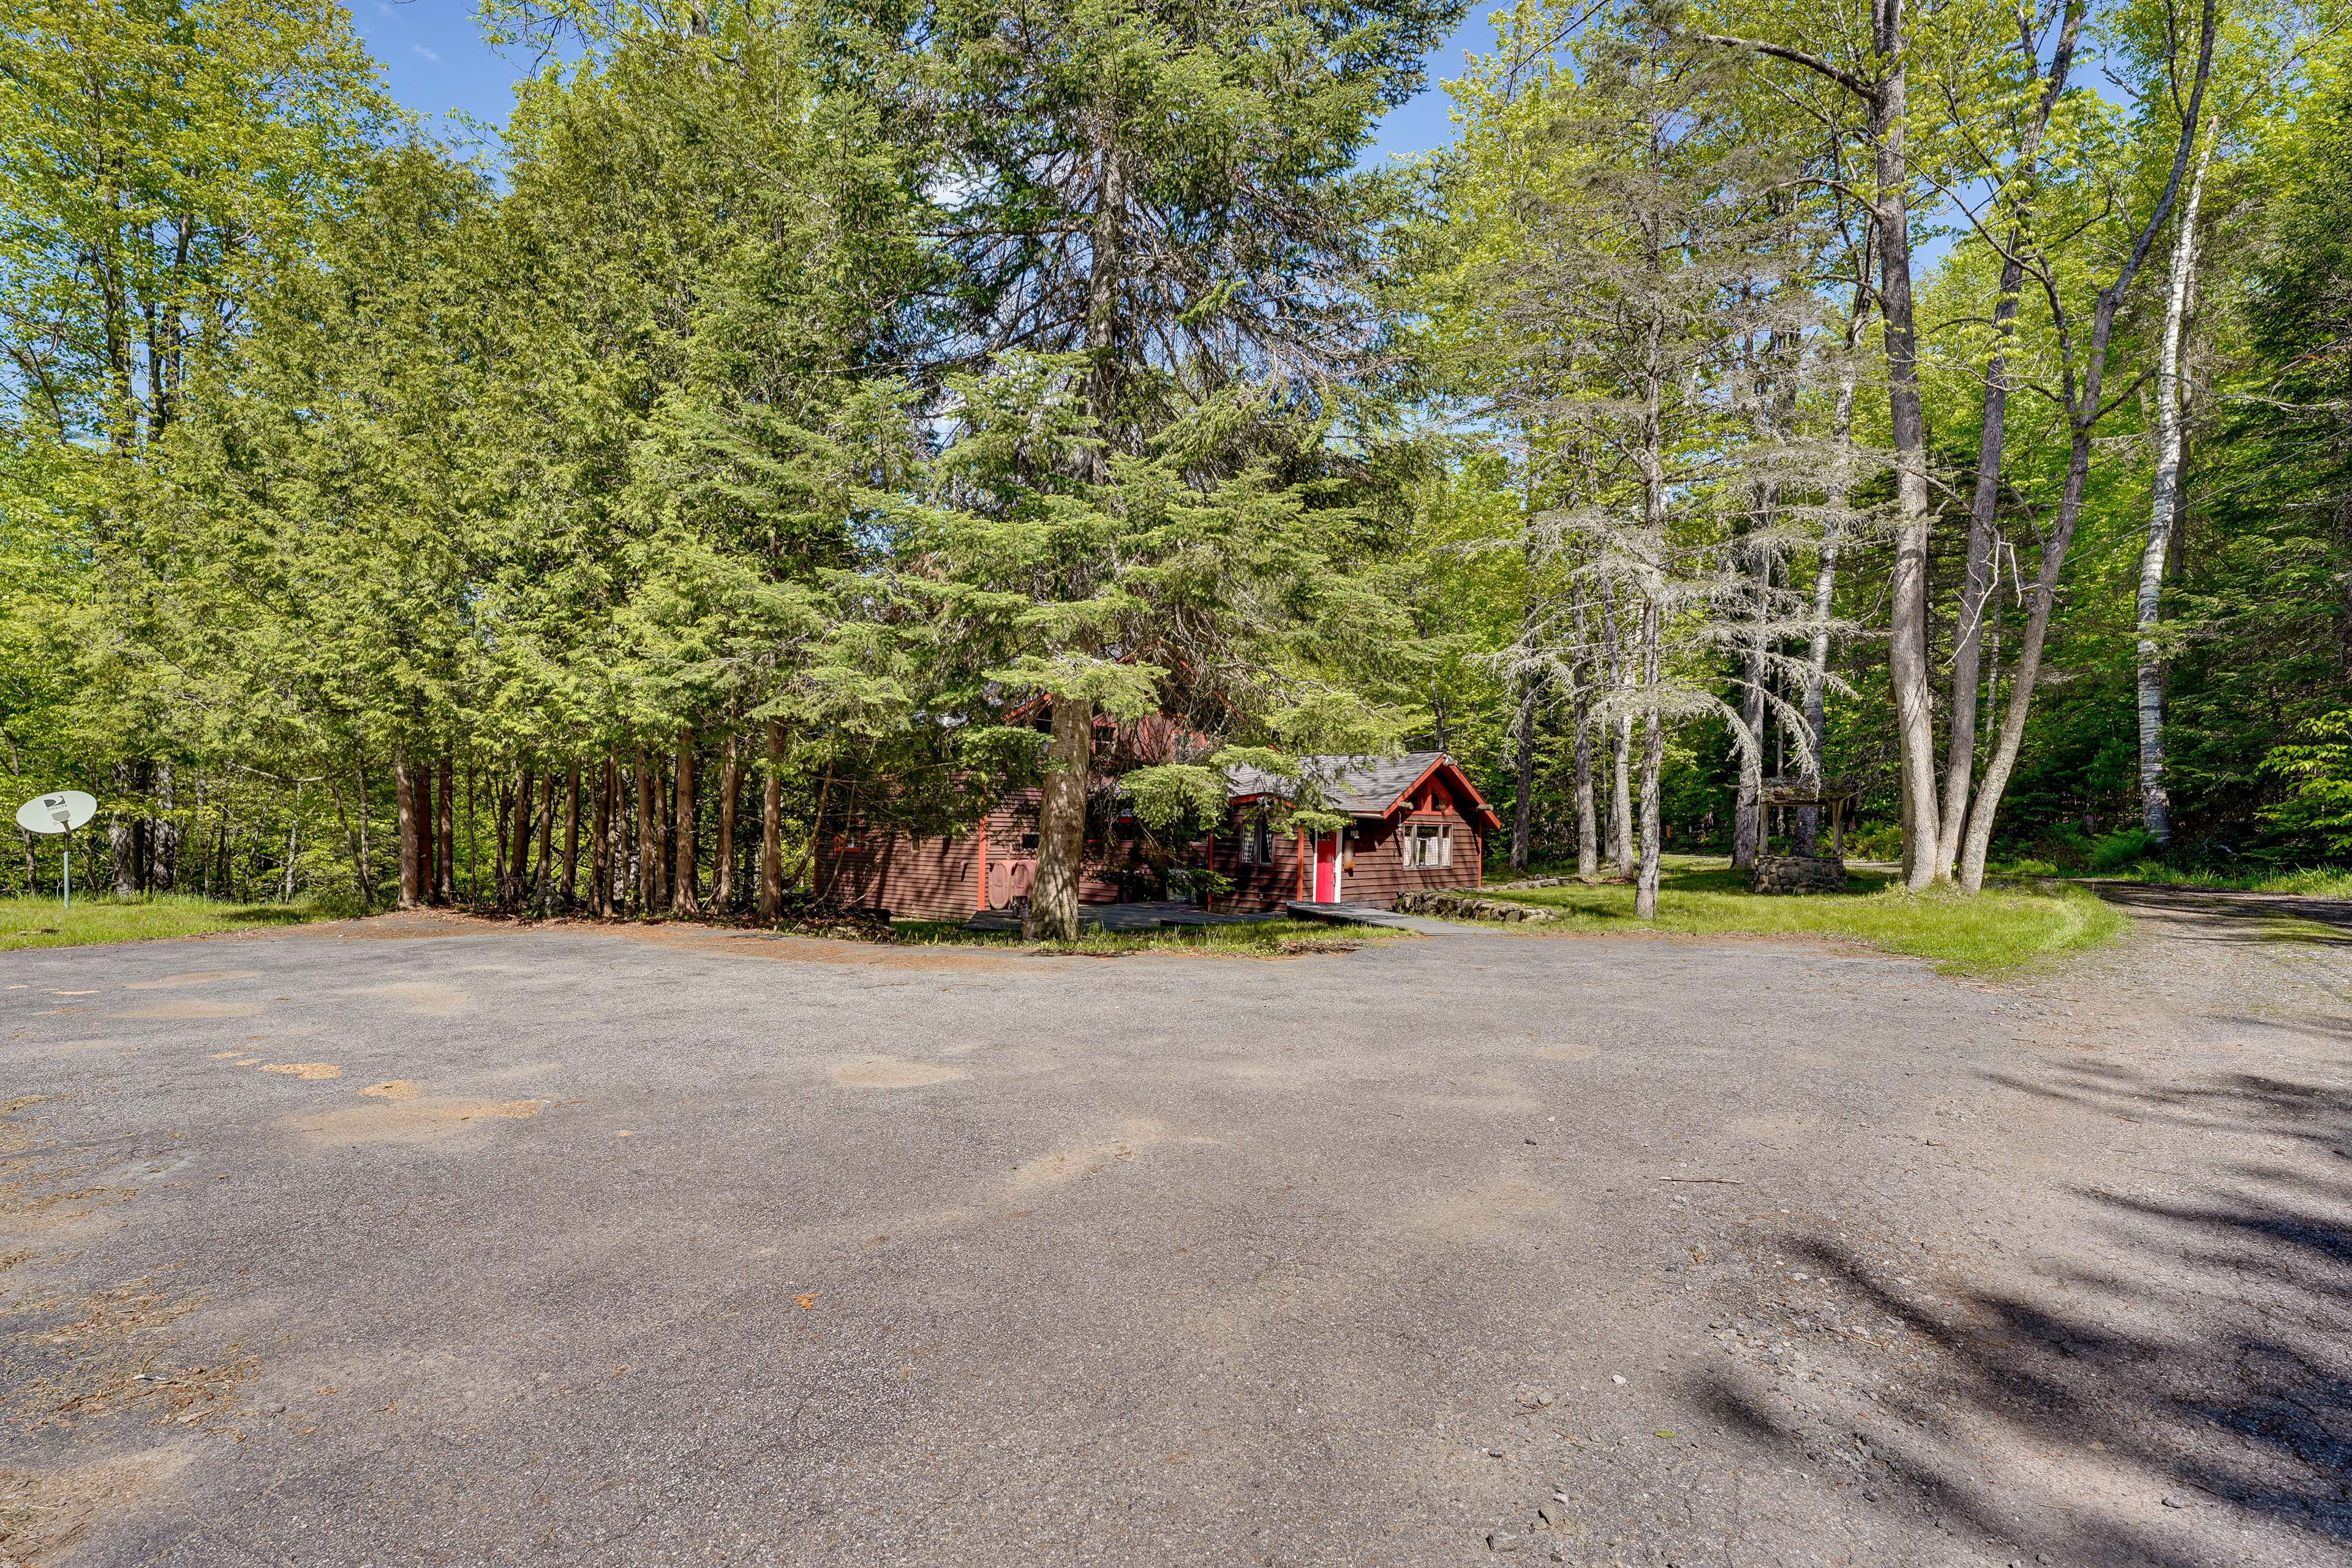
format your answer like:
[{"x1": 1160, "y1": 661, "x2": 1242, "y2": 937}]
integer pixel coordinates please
[{"x1": 3, "y1": 0, "x2": 2349, "y2": 936}]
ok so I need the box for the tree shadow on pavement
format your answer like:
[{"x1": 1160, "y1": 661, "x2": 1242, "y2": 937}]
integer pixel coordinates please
[
  {"x1": 2082, "y1": 881, "x2": 2352, "y2": 945},
  {"x1": 1695, "y1": 1054, "x2": 2352, "y2": 1567}
]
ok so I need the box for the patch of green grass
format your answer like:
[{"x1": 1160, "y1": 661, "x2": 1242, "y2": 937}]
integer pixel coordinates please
[
  {"x1": 892, "y1": 916, "x2": 1403, "y2": 957},
  {"x1": 1483, "y1": 856, "x2": 2128, "y2": 974},
  {"x1": 0, "y1": 892, "x2": 326, "y2": 952}
]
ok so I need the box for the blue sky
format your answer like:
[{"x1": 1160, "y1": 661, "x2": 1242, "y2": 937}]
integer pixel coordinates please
[{"x1": 353, "y1": 1, "x2": 1501, "y2": 162}]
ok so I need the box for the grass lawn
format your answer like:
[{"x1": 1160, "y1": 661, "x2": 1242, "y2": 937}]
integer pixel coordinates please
[
  {"x1": 0, "y1": 892, "x2": 326, "y2": 952},
  {"x1": 892, "y1": 916, "x2": 1405, "y2": 957},
  {"x1": 1483, "y1": 857, "x2": 2129, "y2": 974}
]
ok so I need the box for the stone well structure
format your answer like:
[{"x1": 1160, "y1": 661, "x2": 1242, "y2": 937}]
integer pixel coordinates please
[{"x1": 1752, "y1": 854, "x2": 1847, "y2": 895}]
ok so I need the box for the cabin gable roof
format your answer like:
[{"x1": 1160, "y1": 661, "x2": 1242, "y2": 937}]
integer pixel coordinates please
[{"x1": 1223, "y1": 751, "x2": 1502, "y2": 830}]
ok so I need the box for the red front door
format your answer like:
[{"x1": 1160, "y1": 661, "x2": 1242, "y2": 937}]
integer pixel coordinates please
[{"x1": 1313, "y1": 833, "x2": 1339, "y2": 902}]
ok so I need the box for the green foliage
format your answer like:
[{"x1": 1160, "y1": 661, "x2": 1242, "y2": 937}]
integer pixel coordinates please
[{"x1": 2262, "y1": 710, "x2": 2352, "y2": 854}]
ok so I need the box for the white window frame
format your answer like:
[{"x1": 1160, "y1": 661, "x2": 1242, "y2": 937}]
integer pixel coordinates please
[{"x1": 1406, "y1": 823, "x2": 1453, "y2": 869}]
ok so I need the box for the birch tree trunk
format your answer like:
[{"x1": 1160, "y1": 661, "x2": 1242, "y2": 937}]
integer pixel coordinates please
[
  {"x1": 1961, "y1": 0, "x2": 2215, "y2": 888},
  {"x1": 1600, "y1": 583, "x2": 1634, "y2": 878},
  {"x1": 1571, "y1": 591, "x2": 1599, "y2": 879},
  {"x1": 282, "y1": 780, "x2": 301, "y2": 903},
  {"x1": 671, "y1": 728, "x2": 699, "y2": 916},
  {"x1": 1733, "y1": 548, "x2": 1768, "y2": 870},
  {"x1": 1634, "y1": 282, "x2": 1668, "y2": 920},
  {"x1": 2138, "y1": 129, "x2": 2213, "y2": 846},
  {"x1": 1635, "y1": 610, "x2": 1665, "y2": 921},
  {"x1": 1800, "y1": 350, "x2": 1861, "y2": 856},
  {"x1": 1024, "y1": 696, "x2": 1094, "y2": 941},
  {"x1": 1509, "y1": 673, "x2": 1538, "y2": 872}
]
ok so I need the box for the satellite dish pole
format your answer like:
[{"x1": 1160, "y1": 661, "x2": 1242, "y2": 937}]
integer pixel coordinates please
[{"x1": 15, "y1": 791, "x2": 99, "y2": 910}]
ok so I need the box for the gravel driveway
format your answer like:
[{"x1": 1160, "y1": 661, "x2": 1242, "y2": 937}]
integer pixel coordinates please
[{"x1": 2, "y1": 901, "x2": 2346, "y2": 1567}]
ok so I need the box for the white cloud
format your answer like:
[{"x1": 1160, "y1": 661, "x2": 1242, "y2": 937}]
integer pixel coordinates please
[{"x1": 412, "y1": 43, "x2": 440, "y2": 62}]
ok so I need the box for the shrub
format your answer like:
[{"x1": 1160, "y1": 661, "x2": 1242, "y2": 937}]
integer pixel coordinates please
[{"x1": 2086, "y1": 828, "x2": 2162, "y2": 873}]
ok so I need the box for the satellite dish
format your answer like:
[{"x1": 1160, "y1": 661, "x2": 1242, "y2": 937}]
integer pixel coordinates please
[{"x1": 15, "y1": 791, "x2": 96, "y2": 835}]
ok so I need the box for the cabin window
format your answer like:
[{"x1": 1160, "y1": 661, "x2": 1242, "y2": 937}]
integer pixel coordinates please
[
  {"x1": 1408, "y1": 824, "x2": 1452, "y2": 867},
  {"x1": 1237, "y1": 819, "x2": 1272, "y2": 864}
]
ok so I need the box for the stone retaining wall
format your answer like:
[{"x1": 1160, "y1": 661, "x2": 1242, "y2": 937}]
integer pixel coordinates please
[{"x1": 1392, "y1": 889, "x2": 1559, "y2": 923}]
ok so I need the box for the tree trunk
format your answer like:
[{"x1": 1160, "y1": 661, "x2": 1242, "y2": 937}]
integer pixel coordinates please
[
  {"x1": 534, "y1": 771, "x2": 555, "y2": 913},
  {"x1": 1572, "y1": 594, "x2": 1599, "y2": 880},
  {"x1": 562, "y1": 767, "x2": 581, "y2": 908},
  {"x1": 635, "y1": 747, "x2": 657, "y2": 914},
  {"x1": 508, "y1": 766, "x2": 535, "y2": 910},
  {"x1": 592, "y1": 755, "x2": 613, "y2": 916},
  {"x1": 1509, "y1": 673, "x2": 1538, "y2": 872},
  {"x1": 2138, "y1": 128, "x2": 2212, "y2": 847},
  {"x1": 153, "y1": 763, "x2": 179, "y2": 891},
  {"x1": 1800, "y1": 349, "x2": 1861, "y2": 856},
  {"x1": 713, "y1": 732, "x2": 741, "y2": 912},
  {"x1": 349, "y1": 752, "x2": 369, "y2": 908},
  {"x1": 657, "y1": 761, "x2": 674, "y2": 911},
  {"x1": 394, "y1": 751, "x2": 419, "y2": 910},
  {"x1": 1864, "y1": 23, "x2": 1942, "y2": 891},
  {"x1": 282, "y1": 780, "x2": 301, "y2": 903},
  {"x1": 1635, "y1": 611, "x2": 1665, "y2": 921},
  {"x1": 672, "y1": 728, "x2": 699, "y2": 916},
  {"x1": 110, "y1": 759, "x2": 143, "y2": 895},
  {"x1": 761, "y1": 720, "x2": 784, "y2": 920},
  {"x1": 1733, "y1": 546, "x2": 1768, "y2": 870},
  {"x1": 465, "y1": 763, "x2": 477, "y2": 901},
  {"x1": 1024, "y1": 696, "x2": 1094, "y2": 941},
  {"x1": 1084, "y1": 130, "x2": 1128, "y2": 468},
  {"x1": 1939, "y1": 4, "x2": 2082, "y2": 878},
  {"x1": 417, "y1": 758, "x2": 435, "y2": 905},
  {"x1": 1600, "y1": 584, "x2": 1634, "y2": 878},
  {"x1": 435, "y1": 755, "x2": 455, "y2": 904},
  {"x1": 1961, "y1": 0, "x2": 2215, "y2": 889}
]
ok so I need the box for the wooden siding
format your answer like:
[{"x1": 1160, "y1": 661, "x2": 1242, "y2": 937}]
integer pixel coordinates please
[
  {"x1": 815, "y1": 791, "x2": 1131, "y2": 921},
  {"x1": 1208, "y1": 825, "x2": 1307, "y2": 912},
  {"x1": 1333, "y1": 808, "x2": 1484, "y2": 908},
  {"x1": 1210, "y1": 807, "x2": 1483, "y2": 912}
]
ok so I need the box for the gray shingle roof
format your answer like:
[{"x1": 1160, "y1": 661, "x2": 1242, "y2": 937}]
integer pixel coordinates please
[{"x1": 1225, "y1": 752, "x2": 1487, "y2": 819}]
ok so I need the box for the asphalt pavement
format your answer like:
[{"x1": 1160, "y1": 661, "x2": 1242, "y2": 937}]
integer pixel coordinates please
[{"x1": 2, "y1": 907, "x2": 2346, "y2": 1567}]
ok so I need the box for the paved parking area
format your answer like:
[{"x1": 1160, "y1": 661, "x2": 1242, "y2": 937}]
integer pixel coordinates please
[{"x1": 2, "y1": 907, "x2": 2347, "y2": 1566}]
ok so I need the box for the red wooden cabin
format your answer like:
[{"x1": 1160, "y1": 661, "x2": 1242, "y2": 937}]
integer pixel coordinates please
[{"x1": 815, "y1": 752, "x2": 1500, "y2": 920}]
